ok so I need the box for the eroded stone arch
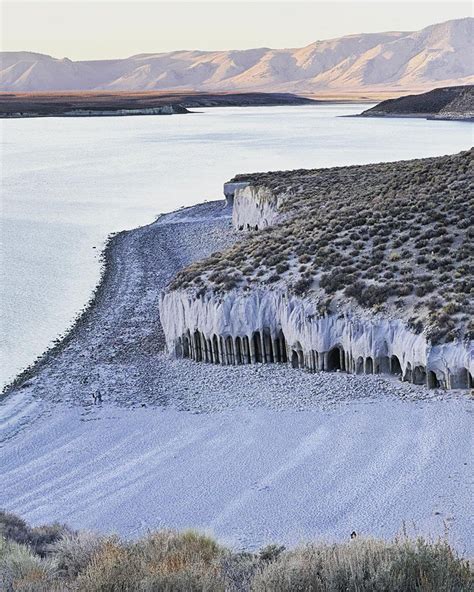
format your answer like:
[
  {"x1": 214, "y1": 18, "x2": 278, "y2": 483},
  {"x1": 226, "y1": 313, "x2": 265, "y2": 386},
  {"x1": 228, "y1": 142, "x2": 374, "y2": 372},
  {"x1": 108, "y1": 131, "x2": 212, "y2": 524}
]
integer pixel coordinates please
[
  {"x1": 242, "y1": 336, "x2": 251, "y2": 364},
  {"x1": 390, "y1": 355, "x2": 402, "y2": 376},
  {"x1": 225, "y1": 335, "x2": 235, "y2": 365},
  {"x1": 235, "y1": 336, "x2": 243, "y2": 364},
  {"x1": 428, "y1": 370, "x2": 440, "y2": 389},
  {"x1": 327, "y1": 346, "x2": 345, "y2": 372},
  {"x1": 252, "y1": 331, "x2": 263, "y2": 363},
  {"x1": 365, "y1": 357, "x2": 374, "y2": 374},
  {"x1": 413, "y1": 365, "x2": 426, "y2": 385},
  {"x1": 212, "y1": 335, "x2": 220, "y2": 364},
  {"x1": 403, "y1": 362, "x2": 412, "y2": 382}
]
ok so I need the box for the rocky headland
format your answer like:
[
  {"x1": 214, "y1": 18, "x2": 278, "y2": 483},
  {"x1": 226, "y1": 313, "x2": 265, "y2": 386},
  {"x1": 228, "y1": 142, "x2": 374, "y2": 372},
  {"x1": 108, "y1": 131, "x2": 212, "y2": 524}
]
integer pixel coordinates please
[
  {"x1": 360, "y1": 85, "x2": 474, "y2": 121},
  {"x1": 4, "y1": 199, "x2": 437, "y2": 415},
  {"x1": 162, "y1": 150, "x2": 473, "y2": 391},
  {"x1": 3, "y1": 151, "x2": 473, "y2": 414},
  {"x1": 2, "y1": 151, "x2": 473, "y2": 552}
]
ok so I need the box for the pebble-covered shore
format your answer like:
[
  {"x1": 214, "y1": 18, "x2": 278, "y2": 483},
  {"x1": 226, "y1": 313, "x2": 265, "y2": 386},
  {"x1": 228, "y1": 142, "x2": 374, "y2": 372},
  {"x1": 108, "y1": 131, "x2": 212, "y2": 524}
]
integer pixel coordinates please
[{"x1": 3, "y1": 199, "x2": 460, "y2": 414}]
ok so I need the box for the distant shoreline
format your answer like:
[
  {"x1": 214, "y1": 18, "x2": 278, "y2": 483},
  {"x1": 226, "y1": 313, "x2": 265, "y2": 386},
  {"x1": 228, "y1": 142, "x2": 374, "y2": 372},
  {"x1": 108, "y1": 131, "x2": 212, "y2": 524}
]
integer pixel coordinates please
[
  {"x1": 346, "y1": 112, "x2": 474, "y2": 122},
  {"x1": 0, "y1": 91, "x2": 318, "y2": 119},
  {"x1": 357, "y1": 85, "x2": 474, "y2": 122}
]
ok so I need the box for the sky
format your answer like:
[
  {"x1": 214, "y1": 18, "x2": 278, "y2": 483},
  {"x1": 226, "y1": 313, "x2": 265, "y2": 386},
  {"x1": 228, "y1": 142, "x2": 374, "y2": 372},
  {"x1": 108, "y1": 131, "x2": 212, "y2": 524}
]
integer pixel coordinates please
[{"x1": 2, "y1": 0, "x2": 472, "y2": 60}]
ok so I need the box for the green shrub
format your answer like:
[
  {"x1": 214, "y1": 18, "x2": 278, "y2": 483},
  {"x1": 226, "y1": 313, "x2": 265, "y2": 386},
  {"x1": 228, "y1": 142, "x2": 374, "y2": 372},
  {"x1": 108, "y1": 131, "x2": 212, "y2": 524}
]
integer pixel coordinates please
[
  {"x1": 77, "y1": 530, "x2": 225, "y2": 592},
  {"x1": 292, "y1": 278, "x2": 312, "y2": 295},
  {"x1": 51, "y1": 530, "x2": 107, "y2": 579}
]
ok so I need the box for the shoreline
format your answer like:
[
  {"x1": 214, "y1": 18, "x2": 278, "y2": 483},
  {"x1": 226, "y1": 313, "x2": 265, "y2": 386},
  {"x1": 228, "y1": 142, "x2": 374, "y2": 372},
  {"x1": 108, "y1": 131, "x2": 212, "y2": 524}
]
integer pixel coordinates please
[
  {"x1": 2, "y1": 197, "x2": 472, "y2": 552},
  {"x1": 2, "y1": 230, "x2": 121, "y2": 396},
  {"x1": 1, "y1": 205, "x2": 174, "y2": 396},
  {"x1": 0, "y1": 106, "x2": 190, "y2": 119},
  {"x1": 349, "y1": 112, "x2": 474, "y2": 122},
  {"x1": 0, "y1": 202, "x2": 185, "y2": 396},
  {"x1": 1, "y1": 199, "x2": 238, "y2": 402},
  {"x1": 0, "y1": 91, "x2": 318, "y2": 119},
  {"x1": 2, "y1": 195, "x2": 451, "y2": 408}
]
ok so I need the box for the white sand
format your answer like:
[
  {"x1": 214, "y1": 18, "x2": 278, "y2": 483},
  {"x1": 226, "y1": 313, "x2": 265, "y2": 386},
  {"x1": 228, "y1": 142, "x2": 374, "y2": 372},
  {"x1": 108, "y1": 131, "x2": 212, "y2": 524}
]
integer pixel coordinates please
[{"x1": 1, "y1": 392, "x2": 472, "y2": 553}]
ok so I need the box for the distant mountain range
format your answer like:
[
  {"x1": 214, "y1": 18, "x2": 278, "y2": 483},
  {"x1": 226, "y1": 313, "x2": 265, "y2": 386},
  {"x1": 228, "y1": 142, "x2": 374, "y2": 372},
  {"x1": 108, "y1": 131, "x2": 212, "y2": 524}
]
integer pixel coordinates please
[{"x1": 1, "y1": 18, "x2": 472, "y2": 93}]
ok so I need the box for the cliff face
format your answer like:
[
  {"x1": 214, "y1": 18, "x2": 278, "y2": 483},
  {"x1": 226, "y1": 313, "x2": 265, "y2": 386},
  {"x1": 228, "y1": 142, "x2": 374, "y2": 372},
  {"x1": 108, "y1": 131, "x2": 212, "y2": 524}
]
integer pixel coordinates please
[
  {"x1": 160, "y1": 288, "x2": 472, "y2": 389},
  {"x1": 224, "y1": 182, "x2": 285, "y2": 230},
  {"x1": 160, "y1": 152, "x2": 473, "y2": 390}
]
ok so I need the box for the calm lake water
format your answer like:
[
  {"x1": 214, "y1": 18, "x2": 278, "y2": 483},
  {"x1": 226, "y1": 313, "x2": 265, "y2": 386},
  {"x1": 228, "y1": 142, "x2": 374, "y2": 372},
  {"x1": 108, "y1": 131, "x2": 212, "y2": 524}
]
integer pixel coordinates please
[{"x1": 1, "y1": 104, "x2": 472, "y2": 385}]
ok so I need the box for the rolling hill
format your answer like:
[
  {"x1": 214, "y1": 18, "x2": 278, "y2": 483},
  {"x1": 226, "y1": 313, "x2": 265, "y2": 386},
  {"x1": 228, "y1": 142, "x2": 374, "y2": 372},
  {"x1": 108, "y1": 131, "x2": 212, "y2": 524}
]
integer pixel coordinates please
[
  {"x1": 361, "y1": 84, "x2": 474, "y2": 120},
  {"x1": 1, "y1": 18, "x2": 472, "y2": 93}
]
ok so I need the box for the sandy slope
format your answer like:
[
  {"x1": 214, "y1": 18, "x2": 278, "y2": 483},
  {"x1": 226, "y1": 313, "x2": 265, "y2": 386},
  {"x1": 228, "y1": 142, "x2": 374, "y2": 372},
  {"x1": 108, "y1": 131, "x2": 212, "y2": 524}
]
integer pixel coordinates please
[
  {"x1": 1, "y1": 395, "x2": 472, "y2": 553},
  {"x1": 1, "y1": 18, "x2": 472, "y2": 93}
]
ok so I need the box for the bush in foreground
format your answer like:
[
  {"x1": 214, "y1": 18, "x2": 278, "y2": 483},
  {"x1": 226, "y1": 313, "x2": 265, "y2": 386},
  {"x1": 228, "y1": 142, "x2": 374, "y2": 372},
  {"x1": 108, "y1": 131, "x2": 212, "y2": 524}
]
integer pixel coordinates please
[{"x1": 0, "y1": 511, "x2": 472, "y2": 591}]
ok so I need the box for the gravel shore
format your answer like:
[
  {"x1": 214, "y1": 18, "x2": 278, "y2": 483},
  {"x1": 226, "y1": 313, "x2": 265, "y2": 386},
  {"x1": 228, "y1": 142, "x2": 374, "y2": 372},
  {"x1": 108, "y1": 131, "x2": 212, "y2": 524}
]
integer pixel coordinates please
[
  {"x1": 3, "y1": 198, "x2": 461, "y2": 414},
  {"x1": 3, "y1": 201, "x2": 237, "y2": 406}
]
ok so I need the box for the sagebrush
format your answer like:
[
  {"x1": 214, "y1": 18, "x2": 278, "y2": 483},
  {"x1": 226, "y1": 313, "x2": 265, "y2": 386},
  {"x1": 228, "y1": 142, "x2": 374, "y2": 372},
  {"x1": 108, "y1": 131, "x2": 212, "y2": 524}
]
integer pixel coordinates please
[{"x1": 0, "y1": 510, "x2": 472, "y2": 591}]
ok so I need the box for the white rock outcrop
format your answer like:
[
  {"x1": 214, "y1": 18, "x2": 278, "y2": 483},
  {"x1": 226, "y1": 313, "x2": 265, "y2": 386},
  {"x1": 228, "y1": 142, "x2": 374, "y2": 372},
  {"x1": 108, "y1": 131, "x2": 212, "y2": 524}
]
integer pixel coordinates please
[
  {"x1": 229, "y1": 184, "x2": 286, "y2": 230},
  {"x1": 159, "y1": 173, "x2": 473, "y2": 391},
  {"x1": 159, "y1": 288, "x2": 473, "y2": 390},
  {"x1": 223, "y1": 182, "x2": 249, "y2": 207}
]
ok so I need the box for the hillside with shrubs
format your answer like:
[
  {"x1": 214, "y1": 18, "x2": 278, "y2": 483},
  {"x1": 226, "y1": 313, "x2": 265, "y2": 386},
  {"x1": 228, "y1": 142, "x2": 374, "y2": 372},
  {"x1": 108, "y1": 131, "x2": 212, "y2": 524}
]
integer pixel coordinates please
[
  {"x1": 170, "y1": 150, "x2": 473, "y2": 345},
  {"x1": 361, "y1": 85, "x2": 474, "y2": 120},
  {"x1": 0, "y1": 510, "x2": 472, "y2": 591}
]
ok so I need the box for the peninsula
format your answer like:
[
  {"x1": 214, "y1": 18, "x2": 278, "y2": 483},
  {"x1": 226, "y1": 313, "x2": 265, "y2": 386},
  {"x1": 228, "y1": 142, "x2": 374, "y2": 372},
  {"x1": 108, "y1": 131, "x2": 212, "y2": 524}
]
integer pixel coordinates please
[
  {"x1": 5, "y1": 150, "x2": 473, "y2": 403},
  {"x1": 360, "y1": 85, "x2": 474, "y2": 121},
  {"x1": 162, "y1": 150, "x2": 473, "y2": 390},
  {"x1": 0, "y1": 90, "x2": 316, "y2": 118}
]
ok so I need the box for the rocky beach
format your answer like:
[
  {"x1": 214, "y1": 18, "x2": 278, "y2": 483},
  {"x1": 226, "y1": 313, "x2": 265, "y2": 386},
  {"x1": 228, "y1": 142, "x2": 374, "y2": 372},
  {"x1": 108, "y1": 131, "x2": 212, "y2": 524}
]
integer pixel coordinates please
[{"x1": 3, "y1": 196, "x2": 460, "y2": 410}]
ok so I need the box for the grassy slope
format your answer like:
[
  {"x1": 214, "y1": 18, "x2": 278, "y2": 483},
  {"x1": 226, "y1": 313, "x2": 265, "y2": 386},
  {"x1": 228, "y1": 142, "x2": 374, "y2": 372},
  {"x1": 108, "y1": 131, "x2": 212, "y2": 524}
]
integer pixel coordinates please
[{"x1": 170, "y1": 150, "x2": 473, "y2": 345}]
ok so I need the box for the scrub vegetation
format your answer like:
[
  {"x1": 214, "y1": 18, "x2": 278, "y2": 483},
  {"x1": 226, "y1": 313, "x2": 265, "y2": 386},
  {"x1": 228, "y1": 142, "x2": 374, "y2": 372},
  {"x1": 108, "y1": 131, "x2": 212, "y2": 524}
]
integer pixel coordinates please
[
  {"x1": 170, "y1": 150, "x2": 473, "y2": 344},
  {"x1": 361, "y1": 85, "x2": 474, "y2": 119},
  {"x1": 1, "y1": 511, "x2": 472, "y2": 591}
]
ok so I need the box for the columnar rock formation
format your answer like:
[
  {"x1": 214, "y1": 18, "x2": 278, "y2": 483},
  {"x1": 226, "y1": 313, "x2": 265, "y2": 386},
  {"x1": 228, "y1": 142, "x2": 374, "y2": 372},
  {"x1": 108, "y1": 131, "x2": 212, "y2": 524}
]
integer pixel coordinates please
[
  {"x1": 161, "y1": 153, "x2": 473, "y2": 391},
  {"x1": 160, "y1": 288, "x2": 473, "y2": 390}
]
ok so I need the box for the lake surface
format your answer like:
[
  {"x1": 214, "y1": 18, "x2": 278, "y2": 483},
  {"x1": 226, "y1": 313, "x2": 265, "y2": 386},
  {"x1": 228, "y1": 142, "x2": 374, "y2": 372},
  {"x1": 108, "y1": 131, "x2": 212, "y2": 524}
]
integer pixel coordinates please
[{"x1": 1, "y1": 104, "x2": 472, "y2": 386}]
